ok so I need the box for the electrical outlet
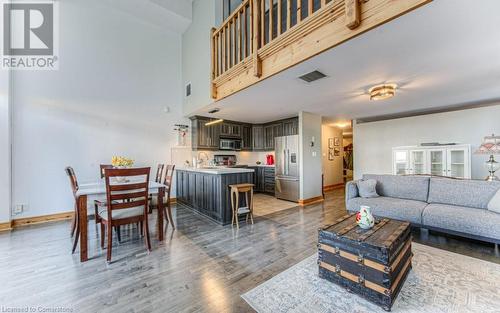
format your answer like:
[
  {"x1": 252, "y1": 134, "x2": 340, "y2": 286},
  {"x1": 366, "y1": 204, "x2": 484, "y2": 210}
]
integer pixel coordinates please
[{"x1": 13, "y1": 204, "x2": 26, "y2": 215}]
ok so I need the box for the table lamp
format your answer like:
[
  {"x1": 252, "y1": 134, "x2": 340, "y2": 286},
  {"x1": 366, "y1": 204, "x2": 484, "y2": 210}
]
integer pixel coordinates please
[{"x1": 475, "y1": 134, "x2": 500, "y2": 181}]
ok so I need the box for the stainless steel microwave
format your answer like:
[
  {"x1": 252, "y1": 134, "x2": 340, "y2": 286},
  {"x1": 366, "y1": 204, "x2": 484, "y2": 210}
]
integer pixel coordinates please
[{"x1": 219, "y1": 138, "x2": 242, "y2": 150}]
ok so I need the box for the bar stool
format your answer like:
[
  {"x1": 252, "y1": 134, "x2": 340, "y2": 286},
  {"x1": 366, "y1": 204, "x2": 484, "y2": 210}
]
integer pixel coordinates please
[{"x1": 229, "y1": 183, "x2": 255, "y2": 228}]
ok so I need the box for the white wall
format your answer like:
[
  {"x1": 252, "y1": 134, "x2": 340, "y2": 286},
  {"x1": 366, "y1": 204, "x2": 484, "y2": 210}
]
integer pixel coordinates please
[
  {"x1": 0, "y1": 70, "x2": 10, "y2": 223},
  {"x1": 322, "y1": 125, "x2": 344, "y2": 187},
  {"x1": 182, "y1": 0, "x2": 217, "y2": 116},
  {"x1": 299, "y1": 111, "x2": 322, "y2": 200},
  {"x1": 354, "y1": 104, "x2": 500, "y2": 180},
  {"x1": 11, "y1": 0, "x2": 187, "y2": 219}
]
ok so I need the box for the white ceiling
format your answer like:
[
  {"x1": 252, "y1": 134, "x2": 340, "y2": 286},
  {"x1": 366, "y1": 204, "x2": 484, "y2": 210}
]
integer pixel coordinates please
[
  {"x1": 100, "y1": 0, "x2": 193, "y2": 34},
  {"x1": 195, "y1": 0, "x2": 500, "y2": 124}
]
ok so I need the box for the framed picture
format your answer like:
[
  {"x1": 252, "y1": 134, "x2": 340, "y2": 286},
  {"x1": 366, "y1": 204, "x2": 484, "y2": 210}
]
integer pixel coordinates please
[
  {"x1": 334, "y1": 137, "x2": 340, "y2": 146},
  {"x1": 328, "y1": 149, "x2": 334, "y2": 160},
  {"x1": 334, "y1": 147, "x2": 340, "y2": 156},
  {"x1": 328, "y1": 138, "x2": 334, "y2": 149}
]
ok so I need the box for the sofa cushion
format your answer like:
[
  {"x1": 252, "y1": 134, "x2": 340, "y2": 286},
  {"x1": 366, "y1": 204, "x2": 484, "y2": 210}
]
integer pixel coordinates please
[
  {"x1": 363, "y1": 174, "x2": 430, "y2": 202},
  {"x1": 487, "y1": 189, "x2": 500, "y2": 214},
  {"x1": 422, "y1": 204, "x2": 500, "y2": 240},
  {"x1": 357, "y1": 179, "x2": 379, "y2": 198},
  {"x1": 427, "y1": 178, "x2": 500, "y2": 209},
  {"x1": 347, "y1": 197, "x2": 427, "y2": 225}
]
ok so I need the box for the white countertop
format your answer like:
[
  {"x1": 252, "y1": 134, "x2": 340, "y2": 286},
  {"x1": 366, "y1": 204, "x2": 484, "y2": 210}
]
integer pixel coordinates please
[
  {"x1": 251, "y1": 164, "x2": 275, "y2": 167},
  {"x1": 177, "y1": 167, "x2": 255, "y2": 175}
]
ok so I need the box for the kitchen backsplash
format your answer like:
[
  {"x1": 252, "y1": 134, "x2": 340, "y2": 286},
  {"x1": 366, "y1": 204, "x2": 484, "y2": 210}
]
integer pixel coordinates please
[{"x1": 171, "y1": 147, "x2": 275, "y2": 167}]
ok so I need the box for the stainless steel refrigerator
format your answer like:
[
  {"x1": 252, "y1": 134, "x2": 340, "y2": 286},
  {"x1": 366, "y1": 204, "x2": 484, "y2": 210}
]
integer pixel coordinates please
[{"x1": 275, "y1": 135, "x2": 300, "y2": 202}]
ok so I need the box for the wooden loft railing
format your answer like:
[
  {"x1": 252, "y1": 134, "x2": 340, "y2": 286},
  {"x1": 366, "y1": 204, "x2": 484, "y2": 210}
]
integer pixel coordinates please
[{"x1": 211, "y1": 0, "x2": 432, "y2": 101}]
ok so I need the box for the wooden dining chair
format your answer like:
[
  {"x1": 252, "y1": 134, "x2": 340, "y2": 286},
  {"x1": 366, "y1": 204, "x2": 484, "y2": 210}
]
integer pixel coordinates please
[
  {"x1": 65, "y1": 166, "x2": 80, "y2": 254},
  {"x1": 162, "y1": 165, "x2": 175, "y2": 229},
  {"x1": 148, "y1": 164, "x2": 165, "y2": 213},
  {"x1": 99, "y1": 167, "x2": 151, "y2": 262}
]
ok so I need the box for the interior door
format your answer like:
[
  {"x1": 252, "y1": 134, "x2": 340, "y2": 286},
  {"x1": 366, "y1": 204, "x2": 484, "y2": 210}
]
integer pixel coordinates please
[
  {"x1": 409, "y1": 150, "x2": 426, "y2": 175},
  {"x1": 428, "y1": 149, "x2": 446, "y2": 176},
  {"x1": 393, "y1": 150, "x2": 409, "y2": 175}
]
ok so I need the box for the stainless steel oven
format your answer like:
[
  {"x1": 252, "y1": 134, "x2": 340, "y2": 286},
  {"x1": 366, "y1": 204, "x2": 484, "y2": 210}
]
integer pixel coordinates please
[{"x1": 219, "y1": 138, "x2": 242, "y2": 150}]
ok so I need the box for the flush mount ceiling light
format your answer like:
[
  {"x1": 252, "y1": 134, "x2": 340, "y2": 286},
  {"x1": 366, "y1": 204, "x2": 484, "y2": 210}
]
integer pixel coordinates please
[
  {"x1": 208, "y1": 108, "x2": 220, "y2": 114},
  {"x1": 205, "y1": 119, "x2": 224, "y2": 126},
  {"x1": 368, "y1": 83, "x2": 397, "y2": 101}
]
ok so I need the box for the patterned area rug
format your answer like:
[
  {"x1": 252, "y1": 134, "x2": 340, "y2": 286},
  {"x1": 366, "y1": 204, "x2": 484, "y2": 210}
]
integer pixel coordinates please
[{"x1": 242, "y1": 243, "x2": 500, "y2": 313}]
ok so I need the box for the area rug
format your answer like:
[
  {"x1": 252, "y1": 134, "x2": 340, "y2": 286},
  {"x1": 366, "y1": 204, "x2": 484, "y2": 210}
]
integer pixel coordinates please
[{"x1": 242, "y1": 243, "x2": 500, "y2": 313}]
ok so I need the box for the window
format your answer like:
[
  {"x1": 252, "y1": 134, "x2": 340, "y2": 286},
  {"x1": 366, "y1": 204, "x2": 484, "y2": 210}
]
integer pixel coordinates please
[{"x1": 223, "y1": 0, "x2": 243, "y2": 20}]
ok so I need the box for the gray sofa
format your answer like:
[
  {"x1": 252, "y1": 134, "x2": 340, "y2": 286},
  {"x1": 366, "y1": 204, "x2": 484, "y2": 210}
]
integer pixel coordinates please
[{"x1": 346, "y1": 174, "x2": 500, "y2": 244}]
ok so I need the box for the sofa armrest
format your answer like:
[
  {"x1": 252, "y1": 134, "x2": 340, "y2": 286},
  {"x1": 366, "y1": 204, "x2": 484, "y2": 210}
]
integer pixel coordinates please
[{"x1": 345, "y1": 180, "x2": 360, "y2": 204}]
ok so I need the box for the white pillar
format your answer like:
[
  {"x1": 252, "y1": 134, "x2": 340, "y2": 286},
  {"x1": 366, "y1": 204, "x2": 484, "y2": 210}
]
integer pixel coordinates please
[
  {"x1": 298, "y1": 111, "x2": 323, "y2": 201},
  {"x1": 0, "y1": 70, "x2": 11, "y2": 224}
]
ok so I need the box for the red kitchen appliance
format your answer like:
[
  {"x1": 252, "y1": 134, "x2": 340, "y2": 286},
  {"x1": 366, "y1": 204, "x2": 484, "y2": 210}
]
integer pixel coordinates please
[{"x1": 266, "y1": 154, "x2": 274, "y2": 165}]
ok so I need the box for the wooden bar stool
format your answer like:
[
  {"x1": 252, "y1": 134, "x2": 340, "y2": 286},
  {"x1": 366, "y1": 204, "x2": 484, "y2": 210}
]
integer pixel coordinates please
[{"x1": 229, "y1": 183, "x2": 255, "y2": 229}]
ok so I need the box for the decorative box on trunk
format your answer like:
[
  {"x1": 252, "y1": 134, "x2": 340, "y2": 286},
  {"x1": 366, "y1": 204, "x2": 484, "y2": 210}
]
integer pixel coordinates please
[{"x1": 318, "y1": 214, "x2": 412, "y2": 311}]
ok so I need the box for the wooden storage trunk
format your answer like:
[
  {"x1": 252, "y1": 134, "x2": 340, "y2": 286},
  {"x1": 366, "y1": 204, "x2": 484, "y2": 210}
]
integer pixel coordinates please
[{"x1": 318, "y1": 214, "x2": 412, "y2": 311}]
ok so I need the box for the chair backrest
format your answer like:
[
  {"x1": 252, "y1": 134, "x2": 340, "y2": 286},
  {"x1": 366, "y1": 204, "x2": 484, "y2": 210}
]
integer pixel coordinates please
[
  {"x1": 104, "y1": 167, "x2": 151, "y2": 221},
  {"x1": 65, "y1": 166, "x2": 78, "y2": 198},
  {"x1": 100, "y1": 164, "x2": 114, "y2": 179},
  {"x1": 163, "y1": 165, "x2": 175, "y2": 194},
  {"x1": 155, "y1": 164, "x2": 165, "y2": 183}
]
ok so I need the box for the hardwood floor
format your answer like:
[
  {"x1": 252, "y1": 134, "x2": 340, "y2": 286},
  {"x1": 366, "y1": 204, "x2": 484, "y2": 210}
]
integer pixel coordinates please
[{"x1": 0, "y1": 189, "x2": 498, "y2": 313}]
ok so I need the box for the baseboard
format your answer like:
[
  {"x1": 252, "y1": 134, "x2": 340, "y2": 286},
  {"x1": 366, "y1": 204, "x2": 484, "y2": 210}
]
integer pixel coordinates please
[
  {"x1": 323, "y1": 183, "x2": 344, "y2": 192},
  {"x1": 0, "y1": 221, "x2": 13, "y2": 232},
  {"x1": 12, "y1": 211, "x2": 74, "y2": 228},
  {"x1": 298, "y1": 195, "x2": 324, "y2": 206}
]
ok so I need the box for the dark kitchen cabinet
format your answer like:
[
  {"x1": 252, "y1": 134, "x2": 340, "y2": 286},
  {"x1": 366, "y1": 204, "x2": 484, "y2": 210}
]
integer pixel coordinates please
[
  {"x1": 220, "y1": 122, "x2": 241, "y2": 138},
  {"x1": 264, "y1": 123, "x2": 282, "y2": 150},
  {"x1": 191, "y1": 117, "x2": 220, "y2": 150},
  {"x1": 249, "y1": 166, "x2": 275, "y2": 195},
  {"x1": 282, "y1": 117, "x2": 299, "y2": 136},
  {"x1": 252, "y1": 125, "x2": 265, "y2": 151},
  {"x1": 241, "y1": 124, "x2": 253, "y2": 150}
]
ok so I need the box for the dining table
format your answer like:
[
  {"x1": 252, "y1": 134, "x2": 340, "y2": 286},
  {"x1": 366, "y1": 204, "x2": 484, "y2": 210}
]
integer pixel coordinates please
[{"x1": 75, "y1": 181, "x2": 167, "y2": 262}]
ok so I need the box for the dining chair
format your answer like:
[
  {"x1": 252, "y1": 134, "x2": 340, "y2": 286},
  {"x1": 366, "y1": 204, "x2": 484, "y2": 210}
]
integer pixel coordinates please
[
  {"x1": 99, "y1": 167, "x2": 151, "y2": 262},
  {"x1": 162, "y1": 165, "x2": 176, "y2": 229},
  {"x1": 148, "y1": 164, "x2": 165, "y2": 213},
  {"x1": 65, "y1": 166, "x2": 80, "y2": 254}
]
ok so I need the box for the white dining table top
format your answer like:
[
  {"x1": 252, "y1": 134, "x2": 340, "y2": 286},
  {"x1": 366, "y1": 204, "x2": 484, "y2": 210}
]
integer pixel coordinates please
[{"x1": 76, "y1": 181, "x2": 166, "y2": 197}]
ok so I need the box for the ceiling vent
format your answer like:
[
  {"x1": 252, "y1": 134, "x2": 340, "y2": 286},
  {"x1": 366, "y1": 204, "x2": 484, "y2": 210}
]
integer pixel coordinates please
[{"x1": 298, "y1": 70, "x2": 327, "y2": 83}]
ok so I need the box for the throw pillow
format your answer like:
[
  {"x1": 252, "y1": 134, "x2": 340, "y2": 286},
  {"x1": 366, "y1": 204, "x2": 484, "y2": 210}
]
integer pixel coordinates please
[
  {"x1": 487, "y1": 188, "x2": 500, "y2": 214},
  {"x1": 357, "y1": 179, "x2": 379, "y2": 198}
]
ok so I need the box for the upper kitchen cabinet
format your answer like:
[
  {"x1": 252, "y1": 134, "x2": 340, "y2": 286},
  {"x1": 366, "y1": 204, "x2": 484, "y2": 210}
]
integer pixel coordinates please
[
  {"x1": 220, "y1": 122, "x2": 241, "y2": 138},
  {"x1": 264, "y1": 123, "x2": 283, "y2": 150},
  {"x1": 282, "y1": 118, "x2": 299, "y2": 136},
  {"x1": 241, "y1": 124, "x2": 252, "y2": 150},
  {"x1": 252, "y1": 125, "x2": 265, "y2": 151},
  {"x1": 191, "y1": 116, "x2": 220, "y2": 150}
]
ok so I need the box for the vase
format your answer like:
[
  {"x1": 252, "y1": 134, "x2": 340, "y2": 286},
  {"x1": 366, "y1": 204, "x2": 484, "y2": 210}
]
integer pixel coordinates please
[
  {"x1": 356, "y1": 206, "x2": 375, "y2": 229},
  {"x1": 114, "y1": 166, "x2": 130, "y2": 183}
]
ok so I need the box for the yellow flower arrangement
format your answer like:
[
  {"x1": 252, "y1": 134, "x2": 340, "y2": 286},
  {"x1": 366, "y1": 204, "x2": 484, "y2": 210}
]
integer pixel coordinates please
[{"x1": 111, "y1": 156, "x2": 134, "y2": 167}]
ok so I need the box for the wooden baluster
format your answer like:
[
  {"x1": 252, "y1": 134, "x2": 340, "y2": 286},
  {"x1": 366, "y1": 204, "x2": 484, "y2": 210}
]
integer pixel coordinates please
[
  {"x1": 238, "y1": 11, "x2": 242, "y2": 62},
  {"x1": 252, "y1": 0, "x2": 262, "y2": 77},
  {"x1": 233, "y1": 19, "x2": 237, "y2": 66},
  {"x1": 308, "y1": 0, "x2": 313, "y2": 16},
  {"x1": 222, "y1": 28, "x2": 226, "y2": 73},
  {"x1": 269, "y1": 0, "x2": 273, "y2": 41},
  {"x1": 245, "y1": 4, "x2": 249, "y2": 58},
  {"x1": 321, "y1": 0, "x2": 326, "y2": 8},
  {"x1": 297, "y1": 0, "x2": 302, "y2": 23},
  {"x1": 277, "y1": 0, "x2": 282, "y2": 35},
  {"x1": 211, "y1": 28, "x2": 216, "y2": 79},
  {"x1": 345, "y1": 0, "x2": 361, "y2": 30},
  {"x1": 286, "y1": 0, "x2": 291, "y2": 30},
  {"x1": 260, "y1": 0, "x2": 265, "y2": 46}
]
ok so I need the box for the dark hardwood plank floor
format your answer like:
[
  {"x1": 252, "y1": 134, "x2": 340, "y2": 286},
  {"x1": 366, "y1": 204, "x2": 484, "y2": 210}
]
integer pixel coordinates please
[{"x1": 0, "y1": 189, "x2": 498, "y2": 313}]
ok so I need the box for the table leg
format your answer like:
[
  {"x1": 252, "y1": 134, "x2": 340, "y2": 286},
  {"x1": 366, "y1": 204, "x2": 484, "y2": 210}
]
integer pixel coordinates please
[
  {"x1": 157, "y1": 187, "x2": 165, "y2": 241},
  {"x1": 78, "y1": 195, "x2": 88, "y2": 262}
]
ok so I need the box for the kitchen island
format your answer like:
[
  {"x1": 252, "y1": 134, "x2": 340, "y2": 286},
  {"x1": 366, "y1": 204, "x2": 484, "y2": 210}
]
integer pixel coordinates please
[{"x1": 176, "y1": 167, "x2": 254, "y2": 225}]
